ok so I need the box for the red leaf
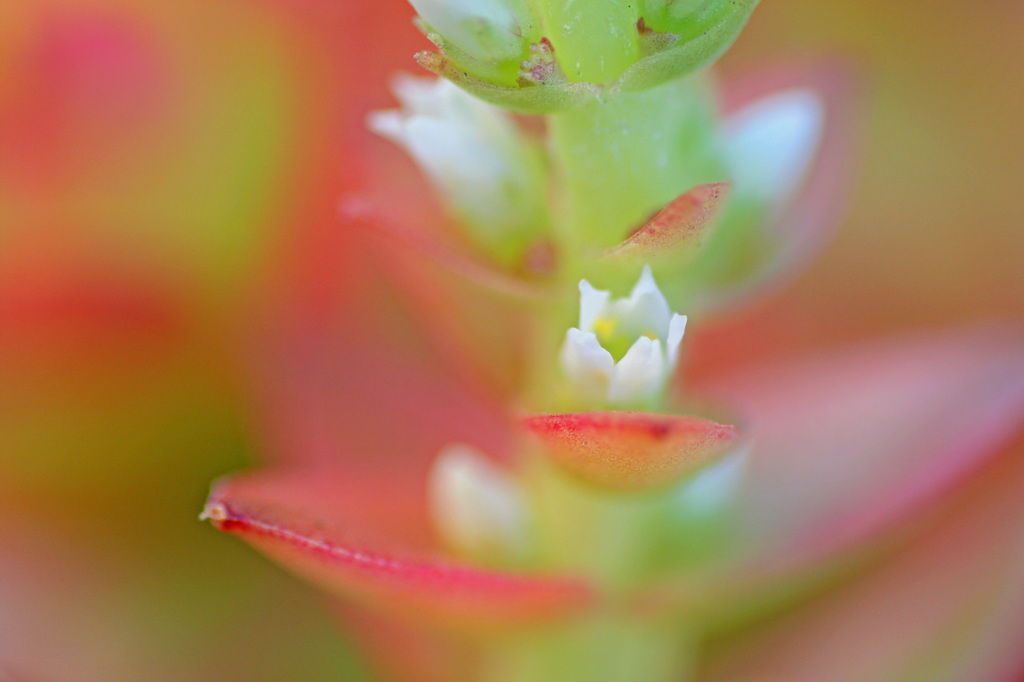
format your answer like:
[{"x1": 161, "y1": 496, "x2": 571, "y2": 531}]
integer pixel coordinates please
[
  {"x1": 698, "y1": 439, "x2": 1024, "y2": 682},
  {"x1": 204, "y1": 465, "x2": 593, "y2": 633},
  {"x1": 644, "y1": 325, "x2": 1024, "y2": 618},
  {"x1": 604, "y1": 182, "x2": 731, "y2": 259},
  {"x1": 523, "y1": 411, "x2": 739, "y2": 490}
]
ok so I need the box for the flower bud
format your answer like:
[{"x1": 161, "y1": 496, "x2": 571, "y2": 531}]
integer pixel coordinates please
[
  {"x1": 368, "y1": 76, "x2": 548, "y2": 262},
  {"x1": 560, "y1": 266, "x2": 687, "y2": 406},
  {"x1": 413, "y1": 0, "x2": 760, "y2": 113},
  {"x1": 429, "y1": 444, "x2": 529, "y2": 560},
  {"x1": 725, "y1": 88, "x2": 825, "y2": 205}
]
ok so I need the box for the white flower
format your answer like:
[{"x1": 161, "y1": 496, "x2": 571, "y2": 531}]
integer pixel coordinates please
[
  {"x1": 560, "y1": 266, "x2": 687, "y2": 406},
  {"x1": 428, "y1": 443, "x2": 529, "y2": 559},
  {"x1": 724, "y1": 88, "x2": 825, "y2": 206},
  {"x1": 368, "y1": 76, "x2": 545, "y2": 250}
]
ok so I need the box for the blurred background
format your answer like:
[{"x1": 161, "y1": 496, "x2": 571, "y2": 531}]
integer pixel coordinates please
[{"x1": 0, "y1": 0, "x2": 1021, "y2": 679}]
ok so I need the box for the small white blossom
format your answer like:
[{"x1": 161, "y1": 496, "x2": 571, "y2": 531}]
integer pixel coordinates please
[
  {"x1": 428, "y1": 444, "x2": 529, "y2": 559},
  {"x1": 725, "y1": 89, "x2": 825, "y2": 206},
  {"x1": 368, "y1": 76, "x2": 545, "y2": 250},
  {"x1": 560, "y1": 266, "x2": 688, "y2": 406}
]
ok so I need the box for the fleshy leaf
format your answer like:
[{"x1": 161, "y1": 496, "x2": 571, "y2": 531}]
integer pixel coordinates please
[
  {"x1": 341, "y1": 196, "x2": 560, "y2": 398},
  {"x1": 523, "y1": 411, "x2": 739, "y2": 490},
  {"x1": 714, "y1": 326, "x2": 1024, "y2": 572},
  {"x1": 604, "y1": 182, "x2": 730, "y2": 260},
  {"x1": 204, "y1": 465, "x2": 592, "y2": 632},
  {"x1": 615, "y1": 0, "x2": 761, "y2": 93},
  {"x1": 409, "y1": 0, "x2": 538, "y2": 69},
  {"x1": 697, "y1": 439, "x2": 1024, "y2": 682},
  {"x1": 647, "y1": 326, "x2": 1024, "y2": 617},
  {"x1": 414, "y1": 2, "x2": 761, "y2": 112},
  {"x1": 341, "y1": 196, "x2": 554, "y2": 301}
]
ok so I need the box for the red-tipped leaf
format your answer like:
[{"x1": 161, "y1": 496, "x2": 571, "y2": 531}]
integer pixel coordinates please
[
  {"x1": 204, "y1": 465, "x2": 593, "y2": 633},
  {"x1": 604, "y1": 183, "x2": 730, "y2": 259},
  {"x1": 523, "y1": 411, "x2": 739, "y2": 490}
]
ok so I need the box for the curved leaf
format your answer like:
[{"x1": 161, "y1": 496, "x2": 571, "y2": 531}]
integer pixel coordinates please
[
  {"x1": 341, "y1": 196, "x2": 555, "y2": 302},
  {"x1": 603, "y1": 182, "x2": 730, "y2": 260},
  {"x1": 616, "y1": 1, "x2": 761, "y2": 93},
  {"x1": 204, "y1": 465, "x2": 593, "y2": 633},
  {"x1": 523, "y1": 411, "x2": 739, "y2": 490},
  {"x1": 698, "y1": 440, "x2": 1024, "y2": 682},
  {"x1": 646, "y1": 326, "x2": 1024, "y2": 617}
]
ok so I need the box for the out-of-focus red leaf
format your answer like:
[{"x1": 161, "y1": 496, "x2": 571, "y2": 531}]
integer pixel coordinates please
[
  {"x1": 249, "y1": 313, "x2": 512, "y2": 469},
  {"x1": 205, "y1": 465, "x2": 594, "y2": 633},
  {"x1": 338, "y1": 604, "x2": 478, "y2": 682},
  {"x1": 711, "y1": 325, "x2": 1024, "y2": 575},
  {"x1": 0, "y1": 242, "x2": 190, "y2": 375},
  {"x1": 644, "y1": 325, "x2": 1024, "y2": 616},
  {"x1": 697, "y1": 437, "x2": 1024, "y2": 682},
  {"x1": 343, "y1": 198, "x2": 555, "y2": 302}
]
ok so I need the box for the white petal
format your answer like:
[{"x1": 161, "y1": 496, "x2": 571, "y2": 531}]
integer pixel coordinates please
[
  {"x1": 403, "y1": 117, "x2": 508, "y2": 191},
  {"x1": 560, "y1": 328, "x2": 616, "y2": 398},
  {"x1": 369, "y1": 77, "x2": 542, "y2": 238},
  {"x1": 608, "y1": 336, "x2": 666, "y2": 404},
  {"x1": 666, "y1": 313, "x2": 688, "y2": 367},
  {"x1": 613, "y1": 265, "x2": 672, "y2": 338},
  {"x1": 429, "y1": 444, "x2": 528, "y2": 558},
  {"x1": 390, "y1": 73, "x2": 447, "y2": 116},
  {"x1": 726, "y1": 89, "x2": 824, "y2": 204},
  {"x1": 579, "y1": 280, "x2": 611, "y2": 331},
  {"x1": 365, "y1": 109, "x2": 408, "y2": 146},
  {"x1": 630, "y1": 264, "x2": 661, "y2": 299}
]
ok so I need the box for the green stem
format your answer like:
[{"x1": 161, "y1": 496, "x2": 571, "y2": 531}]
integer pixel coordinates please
[
  {"x1": 484, "y1": 616, "x2": 692, "y2": 682},
  {"x1": 547, "y1": 78, "x2": 726, "y2": 257}
]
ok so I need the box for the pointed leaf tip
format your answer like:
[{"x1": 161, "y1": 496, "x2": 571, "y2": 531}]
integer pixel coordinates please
[
  {"x1": 605, "y1": 182, "x2": 731, "y2": 259},
  {"x1": 205, "y1": 468, "x2": 593, "y2": 632},
  {"x1": 523, "y1": 411, "x2": 740, "y2": 490}
]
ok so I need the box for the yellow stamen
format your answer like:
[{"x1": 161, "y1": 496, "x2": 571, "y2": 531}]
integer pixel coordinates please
[{"x1": 592, "y1": 316, "x2": 619, "y2": 342}]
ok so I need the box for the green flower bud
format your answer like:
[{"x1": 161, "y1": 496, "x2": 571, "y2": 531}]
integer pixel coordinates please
[{"x1": 412, "y1": 0, "x2": 761, "y2": 114}]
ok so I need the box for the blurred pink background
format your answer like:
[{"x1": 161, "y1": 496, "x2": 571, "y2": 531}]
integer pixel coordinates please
[{"x1": 0, "y1": 0, "x2": 1021, "y2": 679}]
